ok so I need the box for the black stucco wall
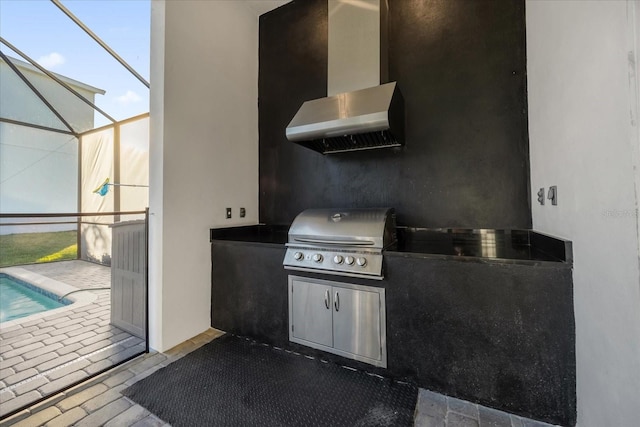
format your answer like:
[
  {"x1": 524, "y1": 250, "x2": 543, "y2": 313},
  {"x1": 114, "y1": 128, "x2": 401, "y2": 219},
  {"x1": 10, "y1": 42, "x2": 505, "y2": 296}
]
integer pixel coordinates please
[{"x1": 259, "y1": 0, "x2": 531, "y2": 228}]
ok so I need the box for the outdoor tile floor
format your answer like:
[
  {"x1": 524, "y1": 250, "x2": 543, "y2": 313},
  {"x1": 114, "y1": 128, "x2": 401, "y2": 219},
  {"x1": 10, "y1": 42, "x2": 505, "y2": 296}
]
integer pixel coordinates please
[
  {"x1": 413, "y1": 389, "x2": 558, "y2": 427},
  {"x1": 1, "y1": 261, "x2": 559, "y2": 427},
  {"x1": 1, "y1": 326, "x2": 559, "y2": 427},
  {"x1": 0, "y1": 261, "x2": 144, "y2": 418}
]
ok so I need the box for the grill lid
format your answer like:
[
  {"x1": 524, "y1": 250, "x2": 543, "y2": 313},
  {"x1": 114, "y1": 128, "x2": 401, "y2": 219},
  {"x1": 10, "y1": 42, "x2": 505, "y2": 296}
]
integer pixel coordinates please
[{"x1": 288, "y1": 208, "x2": 396, "y2": 249}]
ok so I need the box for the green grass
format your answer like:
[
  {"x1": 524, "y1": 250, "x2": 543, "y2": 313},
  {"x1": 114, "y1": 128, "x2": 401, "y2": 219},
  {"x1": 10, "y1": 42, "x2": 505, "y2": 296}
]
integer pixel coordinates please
[{"x1": 0, "y1": 231, "x2": 78, "y2": 267}]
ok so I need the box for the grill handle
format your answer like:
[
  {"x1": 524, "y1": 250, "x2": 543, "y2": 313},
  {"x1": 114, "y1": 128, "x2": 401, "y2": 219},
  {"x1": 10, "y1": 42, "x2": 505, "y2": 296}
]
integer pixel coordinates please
[{"x1": 293, "y1": 238, "x2": 375, "y2": 246}]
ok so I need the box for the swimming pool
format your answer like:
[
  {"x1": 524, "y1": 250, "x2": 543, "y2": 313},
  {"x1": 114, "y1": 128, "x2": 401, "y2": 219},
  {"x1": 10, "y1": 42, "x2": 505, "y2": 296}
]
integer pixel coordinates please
[{"x1": 0, "y1": 273, "x2": 72, "y2": 323}]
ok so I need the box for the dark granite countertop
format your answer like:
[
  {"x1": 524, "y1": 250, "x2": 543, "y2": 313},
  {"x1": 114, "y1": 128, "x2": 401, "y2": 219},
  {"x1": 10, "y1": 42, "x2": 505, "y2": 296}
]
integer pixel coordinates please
[
  {"x1": 211, "y1": 225, "x2": 572, "y2": 265},
  {"x1": 389, "y1": 227, "x2": 572, "y2": 265},
  {"x1": 210, "y1": 225, "x2": 289, "y2": 246}
]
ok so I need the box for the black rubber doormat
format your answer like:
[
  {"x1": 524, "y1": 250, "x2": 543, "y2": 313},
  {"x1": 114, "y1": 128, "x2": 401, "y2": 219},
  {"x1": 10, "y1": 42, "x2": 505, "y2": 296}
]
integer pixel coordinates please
[{"x1": 123, "y1": 334, "x2": 417, "y2": 426}]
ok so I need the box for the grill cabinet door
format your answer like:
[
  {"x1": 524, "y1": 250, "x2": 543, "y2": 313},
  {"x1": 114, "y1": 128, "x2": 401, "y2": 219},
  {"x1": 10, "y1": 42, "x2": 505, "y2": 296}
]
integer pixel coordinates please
[
  {"x1": 290, "y1": 278, "x2": 333, "y2": 347},
  {"x1": 332, "y1": 287, "x2": 382, "y2": 362}
]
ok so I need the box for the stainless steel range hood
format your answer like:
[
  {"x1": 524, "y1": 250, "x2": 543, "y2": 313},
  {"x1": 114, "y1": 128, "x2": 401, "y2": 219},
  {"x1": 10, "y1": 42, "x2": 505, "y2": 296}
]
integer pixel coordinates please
[
  {"x1": 285, "y1": 0, "x2": 404, "y2": 154},
  {"x1": 285, "y1": 82, "x2": 404, "y2": 154}
]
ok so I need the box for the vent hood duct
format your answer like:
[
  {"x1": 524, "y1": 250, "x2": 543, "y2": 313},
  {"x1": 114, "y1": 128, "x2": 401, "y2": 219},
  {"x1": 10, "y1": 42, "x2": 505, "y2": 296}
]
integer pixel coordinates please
[{"x1": 285, "y1": 0, "x2": 404, "y2": 155}]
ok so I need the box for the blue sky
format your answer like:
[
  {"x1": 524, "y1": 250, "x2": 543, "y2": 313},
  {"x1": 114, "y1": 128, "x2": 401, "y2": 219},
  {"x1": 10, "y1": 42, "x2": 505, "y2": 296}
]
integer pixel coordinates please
[{"x1": 0, "y1": 0, "x2": 150, "y2": 127}]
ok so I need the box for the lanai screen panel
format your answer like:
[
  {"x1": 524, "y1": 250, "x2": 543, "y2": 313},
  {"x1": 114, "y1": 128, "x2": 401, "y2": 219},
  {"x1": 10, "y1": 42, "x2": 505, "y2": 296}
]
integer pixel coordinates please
[{"x1": 0, "y1": 123, "x2": 78, "y2": 234}]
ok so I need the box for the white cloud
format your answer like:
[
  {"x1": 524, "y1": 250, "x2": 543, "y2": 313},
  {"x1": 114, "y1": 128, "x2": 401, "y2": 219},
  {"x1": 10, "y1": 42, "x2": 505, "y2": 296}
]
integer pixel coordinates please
[
  {"x1": 115, "y1": 90, "x2": 142, "y2": 105},
  {"x1": 37, "y1": 52, "x2": 65, "y2": 69}
]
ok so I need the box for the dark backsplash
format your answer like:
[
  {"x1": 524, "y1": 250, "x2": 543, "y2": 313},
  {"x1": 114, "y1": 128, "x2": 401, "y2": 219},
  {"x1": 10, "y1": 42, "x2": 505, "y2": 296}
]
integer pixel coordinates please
[{"x1": 259, "y1": 0, "x2": 531, "y2": 229}]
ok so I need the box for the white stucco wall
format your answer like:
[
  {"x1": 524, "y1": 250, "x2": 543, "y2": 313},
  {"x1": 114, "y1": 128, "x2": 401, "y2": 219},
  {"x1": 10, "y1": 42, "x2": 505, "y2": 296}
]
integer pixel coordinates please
[
  {"x1": 149, "y1": 0, "x2": 260, "y2": 351},
  {"x1": 526, "y1": 1, "x2": 640, "y2": 425}
]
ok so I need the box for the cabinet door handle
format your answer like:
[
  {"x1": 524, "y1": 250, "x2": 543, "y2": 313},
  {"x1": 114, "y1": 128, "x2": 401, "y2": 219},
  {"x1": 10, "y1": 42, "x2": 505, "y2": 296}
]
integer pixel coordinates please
[
  {"x1": 334, "y1": 291, "x2": 340, "y2": 312},
  {"x1": 324, "y1": 290, "x2": 330, "y2": 309}
]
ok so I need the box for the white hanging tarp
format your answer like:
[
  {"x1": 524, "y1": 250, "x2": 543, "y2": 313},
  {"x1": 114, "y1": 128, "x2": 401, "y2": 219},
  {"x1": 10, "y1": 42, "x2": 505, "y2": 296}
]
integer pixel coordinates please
[
  {"x1": 80, "y1": 126, "x2": 114, "y2": 263},
  {"x1": 79, "y1": 115, "x2": 149, "y2": 265}
]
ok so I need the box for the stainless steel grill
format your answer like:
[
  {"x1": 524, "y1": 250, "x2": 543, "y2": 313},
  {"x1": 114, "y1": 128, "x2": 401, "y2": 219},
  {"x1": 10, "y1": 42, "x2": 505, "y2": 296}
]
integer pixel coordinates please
[{"x1": 283, "y1": 208, "x2": 396, "y2": 280}]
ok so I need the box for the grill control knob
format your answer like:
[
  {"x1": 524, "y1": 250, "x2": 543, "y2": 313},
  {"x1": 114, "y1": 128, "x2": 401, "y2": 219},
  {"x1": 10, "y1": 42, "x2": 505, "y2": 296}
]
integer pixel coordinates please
[
  {"x1": 312, "y1": 253, "x2": 323, "y2": 263},
  {"x1": 356, "y1": 257, "x2": 367, "y2": 267},
  {"x1": 345, "y1": 256, "x2": 355, "y2": 265},
  {"x1": 333, "y1": 255, "x2": 344, "y2": 264},
  {"x1": 293, "y1": 252, "x2": 304, "y2": 261}
]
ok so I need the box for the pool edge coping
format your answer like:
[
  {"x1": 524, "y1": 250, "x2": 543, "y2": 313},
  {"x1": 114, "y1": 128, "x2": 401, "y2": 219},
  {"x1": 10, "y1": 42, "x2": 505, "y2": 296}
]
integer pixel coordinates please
[{"x1": 0, "y1": 267, "x2": 99, "y2": 329}]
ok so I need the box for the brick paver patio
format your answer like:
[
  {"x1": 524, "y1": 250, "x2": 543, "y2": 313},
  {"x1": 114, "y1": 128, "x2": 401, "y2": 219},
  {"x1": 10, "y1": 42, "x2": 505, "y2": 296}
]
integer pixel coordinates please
[
  {"x1": 0, "y1": 261, "x2": 145, "y2": 418},
  {"x1": 0, "y1": 328, "x2": 223, "y2": 427}
]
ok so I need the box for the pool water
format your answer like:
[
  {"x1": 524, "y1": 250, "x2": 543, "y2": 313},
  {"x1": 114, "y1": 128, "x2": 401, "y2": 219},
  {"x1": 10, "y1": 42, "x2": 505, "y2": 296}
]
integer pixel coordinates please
[{"x1": 0, "y1": 274, "x2": 70, "y2": 323}]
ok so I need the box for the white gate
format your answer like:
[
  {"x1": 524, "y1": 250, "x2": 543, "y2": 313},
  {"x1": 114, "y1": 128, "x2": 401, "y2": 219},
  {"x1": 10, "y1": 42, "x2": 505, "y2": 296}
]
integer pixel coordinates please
[{"x1": 110, "y1": 219, "x2": 146, "y2": 338}]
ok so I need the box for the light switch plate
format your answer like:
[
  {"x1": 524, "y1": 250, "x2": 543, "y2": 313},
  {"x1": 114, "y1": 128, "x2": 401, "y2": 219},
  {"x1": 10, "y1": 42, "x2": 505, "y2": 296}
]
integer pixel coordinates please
[{"x1": 548, "y1": 186, "x2": 557, "y2": 206}]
